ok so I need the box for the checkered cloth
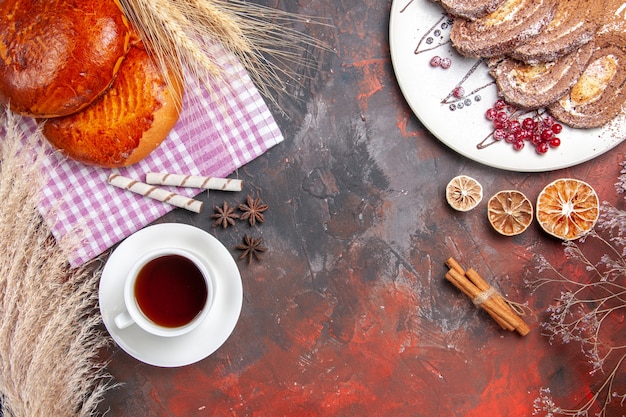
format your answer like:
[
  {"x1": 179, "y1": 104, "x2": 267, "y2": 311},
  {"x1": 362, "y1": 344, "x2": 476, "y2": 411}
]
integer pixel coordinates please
[{"x1": 17, "y1": 47, "x2": 283, "y2": 268}]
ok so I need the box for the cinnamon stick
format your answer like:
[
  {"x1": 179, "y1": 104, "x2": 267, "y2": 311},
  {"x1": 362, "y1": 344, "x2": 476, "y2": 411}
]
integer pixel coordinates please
[
  {"x1": 445, "y1": 269, "x2": 513, "y2": 331},
  {"x1": 466, "y1": 268, "x2": 530, "y2": 336},
  {"x1": 444, "y1": 257, "x2": 530, "y2": 336},
  {"x1": 445, "y1": 256, "x2": 465, "y2": 276}
]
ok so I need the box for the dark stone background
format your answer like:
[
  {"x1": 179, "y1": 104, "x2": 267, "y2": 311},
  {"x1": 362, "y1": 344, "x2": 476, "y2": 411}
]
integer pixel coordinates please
[{"x1": 99, "y1": 1, "x2": 626, "y2": 416}]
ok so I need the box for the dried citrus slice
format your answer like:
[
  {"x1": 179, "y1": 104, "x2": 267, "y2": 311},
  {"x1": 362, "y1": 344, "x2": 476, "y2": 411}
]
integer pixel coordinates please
[
  {"x1": 487, "y1": 190, "x2": 533, "y2": 236},
  {"x1": 446, "y1": 175, "x2": 483, "y2": 211},
  {"x1": 536, "y1": 178, "x2": 599, "y2": 240}
]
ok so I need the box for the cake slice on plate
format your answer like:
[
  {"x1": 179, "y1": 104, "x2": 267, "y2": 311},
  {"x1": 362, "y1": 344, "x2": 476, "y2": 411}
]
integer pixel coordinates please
[
  {"x1": 450, "y1": 0, "x2": 558, "y2": 58},
  {"x1": 436, "y1": 0, "x2": 507, "y2": 20},
  {"x1": 488, "y1": 42, "x2": 595, "y2": 109}
]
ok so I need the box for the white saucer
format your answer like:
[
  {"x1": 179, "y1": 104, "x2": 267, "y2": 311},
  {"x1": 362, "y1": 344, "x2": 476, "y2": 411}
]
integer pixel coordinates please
[{"x1": 99, "y1": 223, "x2": 243, "y2": 367}]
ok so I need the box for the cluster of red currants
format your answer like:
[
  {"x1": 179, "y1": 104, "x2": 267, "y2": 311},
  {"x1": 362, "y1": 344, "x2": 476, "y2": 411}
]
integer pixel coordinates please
[{"x1": 485, "y1": 100, "x2": 563, "y2": 154}]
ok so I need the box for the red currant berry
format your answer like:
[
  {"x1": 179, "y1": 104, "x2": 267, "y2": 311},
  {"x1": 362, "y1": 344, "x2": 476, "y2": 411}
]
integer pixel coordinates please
[
  {"x1": 522, "y1": 130, "x2": 533, "y2": 141},
  {"x1": 430, "y1": 56, "x2": 442, "y2": 67},
  {"x1": 543, "y1": 114, "x2": 556, "y2": 127},
  {"x1": 493, "y1": 119, "x2": 506, "y2": 129},
  {"x1": 531, "y1": 134, "x2": 543, "y2": 146},
  {"x1": 452, "y1": 86, "x2": 465, "y2": 98},
  {"x1": 440, "y1": 58, "x2": 452, "y2": 69},
  {"x1": 522, "y1": 117, "x2": 536, "y2": 131},
  {"x1": 496, "y1": 111, "x2": 508, "y2": 123},
  {"x1": 494, "y1": 128, "x2": 507, "y2": 141},
  {"x1": 494, "y1": 99, "x2": 507, "y2": 111},
  {"x1": 485, "y1": 108, "x2": 498, "y2": 121},
  {"x1": 513, "y1": 140, "x2": 525, "y2": 151},
  {"x1": 541, "y1": 129, "x2": 554, "y2": 142},
  {"x1": 514, "y1": 129, "x2": 527, "y2": 142},
  {"x1": 551, "y1": 123, "x2": 563, "y2": 134},
  {"x1": 549, "y1": 137, "x2": 561, "y2": 148},
  {"x1": 507, "y1": 119, "x2": 521, "y2": 132},
  {"x1": 536, "y1": 142, "x2": 549, "y2": 154}
]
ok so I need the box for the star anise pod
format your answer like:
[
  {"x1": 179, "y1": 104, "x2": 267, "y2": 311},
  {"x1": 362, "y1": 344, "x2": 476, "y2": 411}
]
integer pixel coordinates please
[
  {"x1": 235, "y1": 234, "x2": 267, "y2": 264},
  {"x1": 211, "y1": 201, "x2": 239, "y2": 228},
  {"x1": 238, "y1": 195, "x2": 268, "y2": 226}
]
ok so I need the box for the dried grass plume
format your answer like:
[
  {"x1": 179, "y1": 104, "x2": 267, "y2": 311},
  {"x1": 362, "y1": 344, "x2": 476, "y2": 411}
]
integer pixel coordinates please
[{"x1": 0, "y1": 109, "x2": 112, "y2": 417}]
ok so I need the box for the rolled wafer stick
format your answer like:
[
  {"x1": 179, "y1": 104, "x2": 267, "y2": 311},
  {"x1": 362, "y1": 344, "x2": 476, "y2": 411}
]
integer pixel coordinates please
[
  {"x1": 108, "y1": 174, "x2": 204, "y2": 213},
  {"x1": 145, "y1": 172, "x2": 243, "y2": 191}
]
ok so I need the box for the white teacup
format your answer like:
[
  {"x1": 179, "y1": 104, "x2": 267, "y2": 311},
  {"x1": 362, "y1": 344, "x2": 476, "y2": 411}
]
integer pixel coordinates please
[{"x1": 114, "y1": 247, "x2": 214, "y2": 337}]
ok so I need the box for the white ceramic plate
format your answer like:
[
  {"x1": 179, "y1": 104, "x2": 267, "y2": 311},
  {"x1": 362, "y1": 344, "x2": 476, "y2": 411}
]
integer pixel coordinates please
[
  {"x1": 389, "y1": 0, "x2": 626, "y2": 172},
  {"x1": 99, "y1": 223, "x2": 243, "y2": 367}
]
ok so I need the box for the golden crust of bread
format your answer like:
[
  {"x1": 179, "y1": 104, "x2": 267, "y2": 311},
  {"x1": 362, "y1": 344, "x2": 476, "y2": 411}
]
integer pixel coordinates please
[
  {"x1": 0, "y1": 0, "x2": 130, "y2": 118},
  {"x1": 42, "y1": 41, "x2": 184, "y2": 168}
]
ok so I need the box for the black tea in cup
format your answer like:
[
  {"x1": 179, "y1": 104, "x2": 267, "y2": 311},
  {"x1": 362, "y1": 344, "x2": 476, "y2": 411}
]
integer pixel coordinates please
[{"x1": 134, "y1": 254, "x2": 208, "y2": 328}]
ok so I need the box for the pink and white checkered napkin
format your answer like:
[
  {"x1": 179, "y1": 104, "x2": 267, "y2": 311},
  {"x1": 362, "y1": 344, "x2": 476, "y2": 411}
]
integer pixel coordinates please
[{"x1": 19, "y1": 49, "x2": 283, "y2": 268}]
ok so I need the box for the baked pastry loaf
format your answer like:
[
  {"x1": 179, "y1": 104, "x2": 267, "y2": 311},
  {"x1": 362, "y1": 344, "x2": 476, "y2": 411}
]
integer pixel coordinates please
[
  {"x1": 450, "y1": 0, "x2": 558, "y2": 58},
  {"x1": 0, "y1": 0, "x2": 130, "y2": 118},
  {"x1": 488, "y1": 41, "x2": 595, "y2": 109},
  {"x1": 508, "y1": 0, "x2": 600, "y2": 63},
  {"x1": 42, "y1": 41, "x2": 184, "y2": 168}
]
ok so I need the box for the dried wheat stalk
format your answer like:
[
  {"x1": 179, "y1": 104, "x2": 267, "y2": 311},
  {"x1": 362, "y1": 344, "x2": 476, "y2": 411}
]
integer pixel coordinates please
[
  {"x1": 0, "y1": 109, "x2": 113, "y2": 417},
  {"x1": 120, "y1": 0, "x2": 330, "y2": 109}
]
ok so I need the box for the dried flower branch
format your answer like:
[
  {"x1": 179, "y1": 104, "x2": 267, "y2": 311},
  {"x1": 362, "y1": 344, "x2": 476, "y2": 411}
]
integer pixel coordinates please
[
  {"x1": 0, "y1": 109, "x2": 113, "y2": 417},
  {"x1": 527, "y1": 168, "x2": 626, "y2": 416}
]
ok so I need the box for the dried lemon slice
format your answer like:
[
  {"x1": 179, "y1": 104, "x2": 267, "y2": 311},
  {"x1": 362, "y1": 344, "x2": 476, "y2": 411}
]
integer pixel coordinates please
[
  {"x1": 446, "y1": 175, "x2": 483, "y2": 211},
  {"x1": 487, "y1": 190, "x2": 533, "y2": 236},
  {"x1": 536, "y1": 178, "x2": 599, "y2": 240}
]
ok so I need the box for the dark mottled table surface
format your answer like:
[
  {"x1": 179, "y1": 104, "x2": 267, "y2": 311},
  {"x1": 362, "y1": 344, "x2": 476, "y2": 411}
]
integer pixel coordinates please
[{"x1": 99, "y1": 0, "x2": 626, "y2": 415}]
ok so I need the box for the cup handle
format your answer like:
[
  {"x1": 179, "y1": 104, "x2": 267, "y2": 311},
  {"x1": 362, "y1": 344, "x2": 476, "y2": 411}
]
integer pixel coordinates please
[{"x1": 114, "y1": 311, "x2": 135, "y2": 329}]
